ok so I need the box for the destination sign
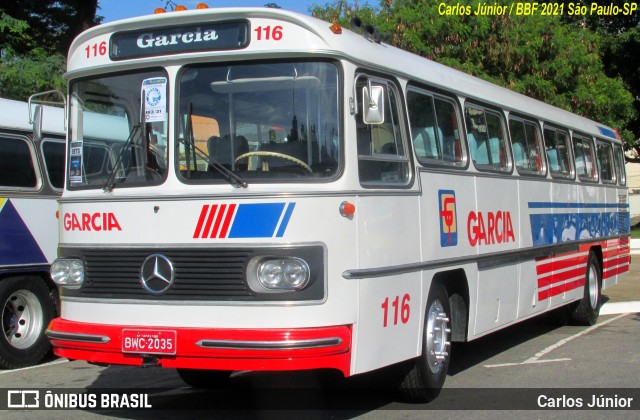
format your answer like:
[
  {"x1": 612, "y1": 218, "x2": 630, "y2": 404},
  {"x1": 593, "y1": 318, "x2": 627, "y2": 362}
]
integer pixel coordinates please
[{"x1": 110, "y1": 20, "x2": 249, "y2": 60}]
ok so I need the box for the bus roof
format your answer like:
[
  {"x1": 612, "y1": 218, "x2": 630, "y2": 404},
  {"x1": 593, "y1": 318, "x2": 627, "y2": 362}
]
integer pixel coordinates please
[
  {"x1": 68, "y1": 7, "x2": 619, "y2": 142},
  {"x1": 0, "y1": 98, "x2": 65, "y2": 136}
]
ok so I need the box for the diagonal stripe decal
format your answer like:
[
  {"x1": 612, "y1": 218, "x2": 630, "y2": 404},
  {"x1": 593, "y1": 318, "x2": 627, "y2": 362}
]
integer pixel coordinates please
[{"x1": 193, "y1": 202, "x2": 295, "y2": 239}]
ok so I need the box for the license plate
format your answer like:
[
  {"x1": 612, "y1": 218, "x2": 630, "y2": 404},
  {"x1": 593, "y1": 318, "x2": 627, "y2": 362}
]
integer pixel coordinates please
[{"x1": 122, "y1": 329, "x2": 177, "y2": 355}]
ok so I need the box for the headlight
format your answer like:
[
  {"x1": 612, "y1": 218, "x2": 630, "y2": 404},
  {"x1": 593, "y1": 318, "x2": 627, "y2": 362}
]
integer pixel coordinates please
[
  {"x1": 257, "y1": 257, "x2": 310, "y2": 290},
  {"x1": 51, "y1": 258, "x2": 84, "y2": 289}
]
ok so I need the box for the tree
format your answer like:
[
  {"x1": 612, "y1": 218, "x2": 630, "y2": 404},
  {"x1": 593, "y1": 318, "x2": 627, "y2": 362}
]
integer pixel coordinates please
[
  {"x1": 0, "y1": 0, "x2": 101, "y2": 56},
  {"x1": 311, "y1": 0, "x2": 637, "y2": 148},
  {"x1": 603, "y1": 25, "x2": 640, "y2": 154},
  {"x1": 0, "y1": 2, "x2": 101, "y2": 101}
]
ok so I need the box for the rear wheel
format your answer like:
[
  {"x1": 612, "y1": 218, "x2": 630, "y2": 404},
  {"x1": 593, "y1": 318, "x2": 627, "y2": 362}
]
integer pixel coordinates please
[
  {"x1": 0, "y1": 277, "x2": 56, "y2": 368},
  {"x1": 398, "y1": 284, "x2": 451, "y2": 403},
  {"x1": 176, "y1": 368, "x2": 231, "y2": 388},
  {"x1": 571, "y1": 252, "x2": 601, "y2": 326}
]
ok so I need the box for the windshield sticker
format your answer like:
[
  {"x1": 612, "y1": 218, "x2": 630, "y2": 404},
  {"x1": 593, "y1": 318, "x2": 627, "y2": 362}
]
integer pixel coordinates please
[
  {"x1": 69, "y1": 144, "x2": 83, "y2": 184},
  {"x1": 141, "y1": 78, "x2": 167, "y2": 123}
]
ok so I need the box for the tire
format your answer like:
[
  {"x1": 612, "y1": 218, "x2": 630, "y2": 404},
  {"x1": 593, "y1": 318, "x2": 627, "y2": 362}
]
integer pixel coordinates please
[
  {"x1": 571, "y1": 252, "x2": 601, "y2": 326},
  {"x1": 0, "y1": 277, "x2": 56, "y2": 368},
  {"x1": 176, "y1": 368, "x2": 231, "y2": 388},
  {"x1": 398, "y1": 284, "x2": 451, "y2": 403}
]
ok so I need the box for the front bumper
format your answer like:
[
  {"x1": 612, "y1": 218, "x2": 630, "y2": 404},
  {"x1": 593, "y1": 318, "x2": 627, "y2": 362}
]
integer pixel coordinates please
[{"x1": 47, "y1": 318, "x2": 352, "y2": 376}]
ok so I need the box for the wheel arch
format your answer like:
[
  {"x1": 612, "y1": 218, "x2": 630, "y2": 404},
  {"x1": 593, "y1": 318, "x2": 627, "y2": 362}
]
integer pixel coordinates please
[
  {"x1": 430, "y1": 268, "x2": 469, "y2": 342},
  {"x1": 0, "y1": 271, "x2": 59, "y2": 314},
  {"x1": 589, "y1": 245, "x2": 603, "y2": 287}
]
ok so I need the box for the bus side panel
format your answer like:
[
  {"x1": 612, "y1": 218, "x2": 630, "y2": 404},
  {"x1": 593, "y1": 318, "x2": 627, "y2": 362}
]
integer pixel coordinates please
[
  {"x1": 352, "y1": 195, "x2": 421, "y2": 375},
  {"x1": 417, "y1": 171, "x2": 478, "y2": 340},
  {"x1": 0, "y1": 198, "x2": 58, "y2": 266},
  {"x1": 608, "y1": 184, "x2": 631, "y2": 288},
  {"x1": 472, "y1": 176, "x2": 519, "y2": 336},
  {"x1": 602, "y1": 185, "x2": 629, "y2": 289},
  {"x1": 575, "y1": 181, "x2": 601, "y2": 299},
  {"x1": 419, "y1": 172, "x2": 478, "y2": 261},
  {"x1": 517, "y1": 178, "x2": 551, "y2": 320},
  {"x1": 548, "y1": 181, "x2": 579, "y2": 308}
]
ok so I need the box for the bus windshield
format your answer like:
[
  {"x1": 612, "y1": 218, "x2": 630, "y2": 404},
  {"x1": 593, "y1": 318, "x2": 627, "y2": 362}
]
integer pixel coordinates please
[
  {"x1": 178, "y1": 61, "x2": 340, "y2": 182},
  {"x1": 68, "y1": 69, "x2": 169, "y2": 190}
]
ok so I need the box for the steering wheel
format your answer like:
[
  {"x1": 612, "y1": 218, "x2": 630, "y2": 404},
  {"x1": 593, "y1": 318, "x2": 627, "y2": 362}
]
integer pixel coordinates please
[{"x1": 235, "y1": 151, "x2": 313, "y2": 173}]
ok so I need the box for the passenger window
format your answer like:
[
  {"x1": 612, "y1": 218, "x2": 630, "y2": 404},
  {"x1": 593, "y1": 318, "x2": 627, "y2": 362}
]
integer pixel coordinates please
[
  {"x1": 42, "y1": 139, "x2": 65, "y2": 189},
  {"x1": 573, "y1": 135, "x2": 597, "y2": 182},
  {"x1": 613, "y1": 145, "x2": 626, "y2": 186},
  {"x1": 465, "y1": 105, "x2": 509, "y2": 171},
  {"x1": 508, "y1": 117, "x2": 544, "y2": 175},
  {"x1": 357, "y1": 78, "x2": 410, "y2": 185},
  {"x1": 543, "y1": 127, "x2": 573, "y2": 179},
  {"x1": 0, "y1": 135, "x2": 38, "y2": 189},
  {"x1": 407, "y1": 89, "x2": 464, "y2": 167},
  {"x1": 596, "y1": 140, "x2": 616, "y2": 184}
]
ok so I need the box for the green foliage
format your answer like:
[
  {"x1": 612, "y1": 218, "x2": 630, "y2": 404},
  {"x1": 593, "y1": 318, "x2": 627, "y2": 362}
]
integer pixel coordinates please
[
  {"x1": 0, "y1": 13, "x2": 67, "y2": 101},
  {"x1": 2, "y1": 0, "x2": 101, "y2": 56},
  {"x1": 603, "y1": 26, "x2": 640, "y2": 152},
  {"x1": 0, "y1": 50, "x2": 67, "y2": 101},
  {"x1": 310, "y1": 0, "x2": 637, "y2": 149}
]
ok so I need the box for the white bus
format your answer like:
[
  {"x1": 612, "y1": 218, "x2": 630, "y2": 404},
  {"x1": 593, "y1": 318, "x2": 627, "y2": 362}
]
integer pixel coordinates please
[
  {"x1": 0, "y1": 97, "x2": 65, "y2": 368},
  {"x1": 46, "y1": 6, "x2": 630, "y2": 401}
]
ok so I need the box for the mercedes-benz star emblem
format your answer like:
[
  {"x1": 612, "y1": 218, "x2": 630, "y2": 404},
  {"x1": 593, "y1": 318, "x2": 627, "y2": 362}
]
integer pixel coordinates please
[{"x1": 140, "y1": 254, "x2": 175, "y2": 295}]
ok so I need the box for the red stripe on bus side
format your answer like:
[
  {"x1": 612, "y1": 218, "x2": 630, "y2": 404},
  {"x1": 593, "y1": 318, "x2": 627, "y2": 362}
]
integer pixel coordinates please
[
  {"x1": 537, "y1": 266, "x2": 585, "y2": 289},
  {"x1": 603, "y1": 263, "x2": 630, "y2": 279},
  {"x1": 536, "y1": 254, "x2": 587, "y2": 276},
  {"x1": 193, "y1": 205, "x2": 210, "y2": 238},
  {"x1": 538, "y1": 277, "x2": 585, "y2": 301},
  {"x1": 201, "y1": 204, "x2": 218, "y2": 238},
  {"x1": 218, "y1": 204, "x2": 237, "y2": 238},
  {"x1": 210, "y1": 204, "x2": 227, "y2": 238}
]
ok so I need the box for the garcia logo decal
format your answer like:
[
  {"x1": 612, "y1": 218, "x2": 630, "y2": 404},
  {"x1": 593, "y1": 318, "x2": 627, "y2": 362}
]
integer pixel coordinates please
[
  {"x1": 467, "y1": 210, "x2": 515, "y2": 246},
  {"x1": 63, "y1": 212, "x2": 122, "y2": 231},
  {"x1": 438, "y1": 190, "x2": 458, "y2": 247}
]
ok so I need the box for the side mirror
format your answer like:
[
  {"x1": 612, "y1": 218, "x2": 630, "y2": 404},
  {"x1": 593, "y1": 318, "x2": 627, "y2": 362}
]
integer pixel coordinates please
[
  {"x1": 32, "y1": 105, "x2": 43, "y2": 141},
  {"x1": 363, "y1": 84, "x2": 384, "y2": 124}
]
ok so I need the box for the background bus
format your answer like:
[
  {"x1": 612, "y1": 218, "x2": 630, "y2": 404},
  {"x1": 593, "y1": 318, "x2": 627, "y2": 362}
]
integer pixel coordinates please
[
  {"x1": 47, "y1": 6, "x2": 630, "y2": 402},
  {"x1": 0, "y1": 97, "x2": 64, "y2": 368}
]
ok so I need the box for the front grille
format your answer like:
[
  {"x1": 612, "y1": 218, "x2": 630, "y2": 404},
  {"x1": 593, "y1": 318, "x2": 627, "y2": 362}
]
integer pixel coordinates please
[{"x1": 59, "y1": 246, "x2": 324, "y2": 302}]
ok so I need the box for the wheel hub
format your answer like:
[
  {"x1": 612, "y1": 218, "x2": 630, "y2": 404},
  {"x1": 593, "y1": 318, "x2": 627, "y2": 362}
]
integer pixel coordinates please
[
  {"x1": 2, "y1": 290, "x2": 43, "y2": 349},
  {"x1": 425, "y1": 299, "x2": 451, "y2": 374}
]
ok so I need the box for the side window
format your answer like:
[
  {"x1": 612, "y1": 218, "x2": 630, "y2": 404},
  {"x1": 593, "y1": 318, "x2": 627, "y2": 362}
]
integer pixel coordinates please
[
  {"x1": 0, "y1": 134, "x2": 38, "y2": 189},
  {"x1": 406, "y1": 89, "x2": 464, "y2": 167},
  {"x1": 596, "y1": 140, "x2": 616, "y2": 184},
  {"x1": 572, "y1": 135, "x2": 597, "y2": 182},
  {"x1": 465, "y1": 105, "x2": 510, "y2": 171},
  {"x1": 543, "y1": 127, "x2": 573, "y2": 179},
  {"x1": 508, "y1": 117, "x2": 545, "y2": 175},
  {"x1": 357, "y1": 78, "x2": 410, "y2": 185},
  {"x1": 42, "y1": 139, "x2": 66, "y2": 189},
  {"x1": 613, "y1": 144, "x2": 626, "y2": 186}
]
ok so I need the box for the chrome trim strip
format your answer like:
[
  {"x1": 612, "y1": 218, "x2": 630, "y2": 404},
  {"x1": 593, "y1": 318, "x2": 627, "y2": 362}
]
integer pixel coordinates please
[
  {"x1": 45, "y1": 330, "x2": 110, "y2": 344},
  {"x1": 196, "y1": 337, "x2": 342, "y2": 350},
  {"x1": 343, "y1": 242, "x2": 587, "y2": 279}
]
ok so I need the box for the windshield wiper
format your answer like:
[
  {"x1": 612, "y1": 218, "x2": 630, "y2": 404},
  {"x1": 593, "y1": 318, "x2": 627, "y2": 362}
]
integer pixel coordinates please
[
  {"x1": 102, "y1": 124, "x2": 141, "y2": 192},
  {"x1": 183, "y1": 102, "x2": 247, "y2": 188}
]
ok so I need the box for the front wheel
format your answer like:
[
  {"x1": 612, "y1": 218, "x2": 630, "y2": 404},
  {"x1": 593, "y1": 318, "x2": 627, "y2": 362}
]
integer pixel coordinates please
[
  {"x1": 0, "y1": 277, "x2": 56, "y2": 368},
  {"x1": 571, "y1": 252, "x2": 601, "y2": 326},
  {"x1": 398, "y1": 284, "x2": 451, "y2": 403},
  {"x1": 177, "y1": 368, "x2": 231, "y2": 388}
]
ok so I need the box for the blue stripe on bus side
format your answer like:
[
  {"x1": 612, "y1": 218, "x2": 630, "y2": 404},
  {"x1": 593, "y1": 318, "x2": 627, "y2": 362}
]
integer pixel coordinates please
[
  {"x1": 529, "y1": 211, "x2": 630, "y2": 246},
  {"x1": 0, "y1": 199, "x2": 47, "y2": 265},
  {"x1": 228, "y1": 203, "x2": 286, "y2": 238},
  {"x1": 276, "y1": 202, "x2": 296, "y2": 238},
  {"x1": 528, "y1": 202, "x2": 629, "y2": 209}
]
